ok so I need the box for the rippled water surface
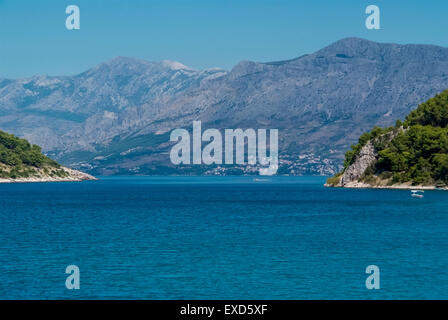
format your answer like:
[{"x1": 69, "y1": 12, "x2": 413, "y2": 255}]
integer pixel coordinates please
[{"x1": 0, "y1": 176, "x2": 447, "y2": 299}]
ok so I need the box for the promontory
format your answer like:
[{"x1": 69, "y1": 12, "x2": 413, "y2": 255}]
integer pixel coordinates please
[
  {"x1": 0, "y1": 130, "x2": 96, "y2": 183},
  {"x1": 326, "y1": 90, "x2": 448, "y2": 190}
]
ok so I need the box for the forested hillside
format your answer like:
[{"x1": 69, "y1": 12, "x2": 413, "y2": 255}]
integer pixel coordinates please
[
  {"x1": 327, "y1": 90, "x2": 448, "y2": 187},
  {"x1": 0, "y1": 130, "x2": 68, "y2": 179}
]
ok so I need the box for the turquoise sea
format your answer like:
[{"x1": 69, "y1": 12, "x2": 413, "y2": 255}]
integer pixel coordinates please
[{"x1": 0, "y1": 176, "x2": 447, "y2": 299}]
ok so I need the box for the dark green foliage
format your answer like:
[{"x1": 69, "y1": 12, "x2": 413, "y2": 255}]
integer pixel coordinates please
[
  {"x1": 330, "y1": 89, "x2": 448, "y2": 186},
  {"x1": 0, "y1": 130, "x2": 62, "y2": 178},
  {"x1": 377, "y1": 125, "x2": 448, "y2": 184},
  {"x1": 405, "y1": 90, "x2": 448, "y2": 128}
]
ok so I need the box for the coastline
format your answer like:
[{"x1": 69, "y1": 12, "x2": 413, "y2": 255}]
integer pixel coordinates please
[
  {"x1": 0, "y1": 167, "x2": 97, "y2": 184},
  {"x1": 324, "y1": 181, "x2": 448, "y2": 190}
]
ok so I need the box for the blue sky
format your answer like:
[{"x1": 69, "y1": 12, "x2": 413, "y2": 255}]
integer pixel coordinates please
[{"x1": 1, "y1": 0, "x2": 448, "y2": 78}]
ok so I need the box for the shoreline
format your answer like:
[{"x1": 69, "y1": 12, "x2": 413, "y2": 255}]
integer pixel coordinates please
[
  {"x1": 324, "y1": 181, "x2": 448, "y2": 190},
  {"x1": 0, "y1": 167, "x2": 97, "y2": 184}
]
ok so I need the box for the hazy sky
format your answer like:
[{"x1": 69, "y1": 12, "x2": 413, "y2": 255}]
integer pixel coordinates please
[{"x1": 1, "y1": 0, "x2": 448, "y2": 78}]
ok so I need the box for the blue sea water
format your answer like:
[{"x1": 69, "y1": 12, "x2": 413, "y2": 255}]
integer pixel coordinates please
[{"x1": 0, "y1": 176, "x2": 447, "y2": 299}]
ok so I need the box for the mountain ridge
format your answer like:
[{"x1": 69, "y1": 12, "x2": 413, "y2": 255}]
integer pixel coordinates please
[{"x1": 2, "y1": 37, "x2": 448, "y2": 175}]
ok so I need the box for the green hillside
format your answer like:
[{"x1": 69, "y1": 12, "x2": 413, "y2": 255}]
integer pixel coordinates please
[
  {"x1": 0, "y1": 130, "x2": 68, "y2": 179},
  {"x1": 327, "y1": 89, "x2": 448, "y2": 187}
]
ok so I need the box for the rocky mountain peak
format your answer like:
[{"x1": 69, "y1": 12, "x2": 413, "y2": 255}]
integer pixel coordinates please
[{"x1": 2, "y1": 38, "x2": 448, "y2": 176}]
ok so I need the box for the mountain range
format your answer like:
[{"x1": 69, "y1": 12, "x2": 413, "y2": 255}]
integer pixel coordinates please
[{"x1": 2, "y1": 37, "x2": 448, "y2": 175}]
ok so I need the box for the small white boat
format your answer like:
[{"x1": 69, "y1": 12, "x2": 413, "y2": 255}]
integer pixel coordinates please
[{"x1": 411, "y1": 190, "x2": 424, "y2": 198}]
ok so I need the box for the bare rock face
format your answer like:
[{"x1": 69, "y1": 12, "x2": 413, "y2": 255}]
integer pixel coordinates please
[
  {"x1": 0, "y1": 167, "x2": 97, "y2": 183},
  {"x1": 3, "y1": 38, "x2": 448, "y2": 175},
  {"x1": 61, "y1": 167, "x2": 97, "y2": 181},
  {"x1": 339, "y1": 142, "x2": 377, "y2": 186}
]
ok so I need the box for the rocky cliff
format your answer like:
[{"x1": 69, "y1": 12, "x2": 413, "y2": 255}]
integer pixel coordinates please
[{"x1": 338, "y1": 141, "x2": 377, "y2": 187}]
